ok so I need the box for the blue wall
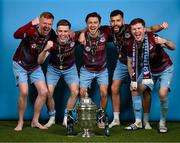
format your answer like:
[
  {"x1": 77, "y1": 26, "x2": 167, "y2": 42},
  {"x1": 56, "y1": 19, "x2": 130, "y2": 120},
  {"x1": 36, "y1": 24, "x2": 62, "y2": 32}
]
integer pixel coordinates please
[{"x1": 0, "y1": 0, "x2": 180, "y2": 121}]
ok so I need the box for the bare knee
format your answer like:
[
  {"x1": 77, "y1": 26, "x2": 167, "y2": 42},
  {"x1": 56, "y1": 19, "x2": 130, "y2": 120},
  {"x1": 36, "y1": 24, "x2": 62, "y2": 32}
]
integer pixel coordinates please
[
  {"x1": 159, "y1": 88, "x2": 168, "y2": 99},
  {"x1": 71, "y1": 89, "x2": 79, "y2": 99},
  {"x1": 111, "y1": 83, "x2": 119, "y2": 95},
  {"x1": 47, "y1": 93, "x2": 53, "y2": 101},
  {"x1": 38, "y1": 88, "x2": 49, "y2": 97},
  {"x1": 19, "y1": 89, "x2": 28, "y2": 99},
  {"x1": 100, "y1": 89, "x2": 108, "y2": 99}
]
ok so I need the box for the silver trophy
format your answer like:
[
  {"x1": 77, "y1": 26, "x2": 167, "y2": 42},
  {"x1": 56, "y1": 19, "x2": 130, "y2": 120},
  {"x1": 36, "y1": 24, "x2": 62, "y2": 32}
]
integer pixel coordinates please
[{"x1": 76, "y1": 92, "x2": 97, "y2": 137}]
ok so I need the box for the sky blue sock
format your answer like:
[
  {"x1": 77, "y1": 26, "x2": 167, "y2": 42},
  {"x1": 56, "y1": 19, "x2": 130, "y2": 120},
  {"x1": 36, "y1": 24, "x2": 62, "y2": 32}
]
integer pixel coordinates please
[
  {"x1": 48, "y1": 110, "x2": 56, "y2": 117},
  {"x1": 132, "y1": 96, "x2": 142, "y2": 121},
  {"x1": 64, "y1": 108, "x2": 67, "y2": 116},
  {"x1": 160, "y1": 97, "x2": 168, "y2": 122}
]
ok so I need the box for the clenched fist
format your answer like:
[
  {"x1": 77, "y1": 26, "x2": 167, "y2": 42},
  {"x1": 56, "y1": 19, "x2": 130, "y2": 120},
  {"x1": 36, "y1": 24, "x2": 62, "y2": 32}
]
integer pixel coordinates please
[
  {"x1": 44, "y1": 41, "x2": 53, "y2": 51},
  {"x1": 32, "y1": 17, "x2": 39, "y2": 26},
  {"x1": 160, "y1": 22, "x2": 168, "y2": 29}
]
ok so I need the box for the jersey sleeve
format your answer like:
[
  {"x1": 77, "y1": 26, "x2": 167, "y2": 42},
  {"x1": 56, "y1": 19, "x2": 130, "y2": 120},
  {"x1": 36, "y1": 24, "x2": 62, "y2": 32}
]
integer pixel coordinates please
[
  {"x1": 127, "y1": 39, "x2": 133, "y2": 58},
  {"x1": 13, "y1": 21, "x2": 34, "y2": 39},
  {"x1": 100, "y1": 25, "x2": 113, "y2": 42}
]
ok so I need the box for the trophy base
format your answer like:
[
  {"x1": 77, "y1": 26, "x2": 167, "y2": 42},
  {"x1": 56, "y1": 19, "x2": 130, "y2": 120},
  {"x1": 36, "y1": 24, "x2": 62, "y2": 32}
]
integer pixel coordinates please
[{"x1": 78, "y1": 129, "x2": 95, "y2": 137}]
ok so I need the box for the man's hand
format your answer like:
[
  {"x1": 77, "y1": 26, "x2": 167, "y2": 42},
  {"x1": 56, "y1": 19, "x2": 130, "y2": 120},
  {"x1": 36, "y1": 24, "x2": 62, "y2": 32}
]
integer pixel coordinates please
[
  {"x1": 69, "y1": 31, "x2": 75, "y2": 38},
  {"x1": 130, "y1": 81, "x2": 138, "y2": 91},
  {"x1": 44, "y1": 41, "x2": 53, "y2": 52},
  {"x1": 160, "y1": 22, "x2": 168, "y2": 29},
  {"x1": 154, "y1": 35, "x2": 176, "y2": 50},
  {"x1": 154, "y1": 36, "x2": 167, "y2": 45},
  {"x1": 78, "y1": 32, "x2": 86, "y2": 46}
]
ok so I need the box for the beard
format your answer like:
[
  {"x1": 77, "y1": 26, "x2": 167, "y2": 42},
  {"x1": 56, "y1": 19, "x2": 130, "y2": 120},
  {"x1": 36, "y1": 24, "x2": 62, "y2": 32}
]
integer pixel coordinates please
[
  {"x1": 113, "y1": 24, "x2": 126, "y2": 34},
  {"x1": 112, "y1": 25, "x2": 121, "y2": 33}
]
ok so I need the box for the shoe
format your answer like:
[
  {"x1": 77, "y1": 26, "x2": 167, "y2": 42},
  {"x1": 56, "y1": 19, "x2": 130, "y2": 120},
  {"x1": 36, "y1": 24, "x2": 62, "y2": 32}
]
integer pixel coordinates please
[
  {"x1": 144, "y1": 122, "x2": 152, "y2": 130},
  {"x1": 44, "y1": 116, "x2": 55, "y2": 128},
  {"x1": 109, "y1": 119, "x2": 120, "y2": 128},
  {"x1": 159, "y1": 125, "x2": 168, "y2": 133},
  {"x1": 159, "y1": 121, "x2": 167, "y2": 133},
  {"x1": 124, "y1": 122, "x2": 142, "y2": 130},
  {"x1": 62, "y1": 116, "x2": 67, "y2": 127}
]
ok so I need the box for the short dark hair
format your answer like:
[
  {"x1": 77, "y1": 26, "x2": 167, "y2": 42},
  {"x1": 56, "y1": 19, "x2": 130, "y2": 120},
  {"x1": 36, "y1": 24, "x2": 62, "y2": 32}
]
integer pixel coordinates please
[
  {"x1": 110, "y1": 10, "x2": 124, "y2": 18},
  {"x1": 40, "y1": 12, "x2": 54, "y2": 20},
  {"x1": 130, "y1": 18, "x2": 146, "y2": 27},
  {"x1": 56, "y1": 19, "x2": 71, "y2": 28},
  {"x1": 85, "y1": 12, "x2": 101, "y2": 23}
]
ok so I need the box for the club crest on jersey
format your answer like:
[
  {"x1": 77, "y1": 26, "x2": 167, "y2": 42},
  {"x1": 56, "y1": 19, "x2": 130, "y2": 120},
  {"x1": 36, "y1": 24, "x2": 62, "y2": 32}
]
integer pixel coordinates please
[
  {"x1": 31, "y1": 43, "x2": 36, "y2": 49},
  {"x1": 100, "y1": 37, "x2": 105, "y2": 42},
  {"x1": 85, "y1": 46, "x2": 91, "y2": 52},
  {"x1": 125, "y1": 32, "x2": 131, "y2": 38},
  {"x1": 143, "y1": 67, "x2": 150, "y2": 75},
  {"x1": 70, "y1": 42, "x2": 75, "y2": 47}
]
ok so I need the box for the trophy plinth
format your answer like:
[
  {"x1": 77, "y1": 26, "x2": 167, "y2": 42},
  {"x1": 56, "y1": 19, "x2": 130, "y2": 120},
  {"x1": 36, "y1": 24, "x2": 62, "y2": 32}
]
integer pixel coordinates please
[{"x1": 76, "y1": 92, "x2": 97, "y2": 137}]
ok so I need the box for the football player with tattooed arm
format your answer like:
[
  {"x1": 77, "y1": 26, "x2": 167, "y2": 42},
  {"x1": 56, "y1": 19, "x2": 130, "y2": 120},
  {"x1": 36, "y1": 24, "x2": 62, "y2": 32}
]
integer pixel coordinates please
[
  {"x1": 79, "y1": 9, "x2": 168, "y2": 129},
  {"x1": 126, "y1": 18, "x2": 175, "y2": 132},
  {"x1": 13, "y1": 12, "x2": 56, "y2": 131},
  {"x1": 38, "y1": 19, "x2": 80, "y2": 128}
]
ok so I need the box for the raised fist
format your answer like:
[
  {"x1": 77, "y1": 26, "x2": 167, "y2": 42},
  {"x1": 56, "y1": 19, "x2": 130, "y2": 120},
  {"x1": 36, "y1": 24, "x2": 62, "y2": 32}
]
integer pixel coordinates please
[
  {"x1": 44, "y1": 41, "x2": 53, "y2": 51},
  {"x1": 160, "y1": 22, "x2": 168, "y2": 29},
  {"x1": 32, "y1": 17, "x2": 39, "y2": 26}
]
